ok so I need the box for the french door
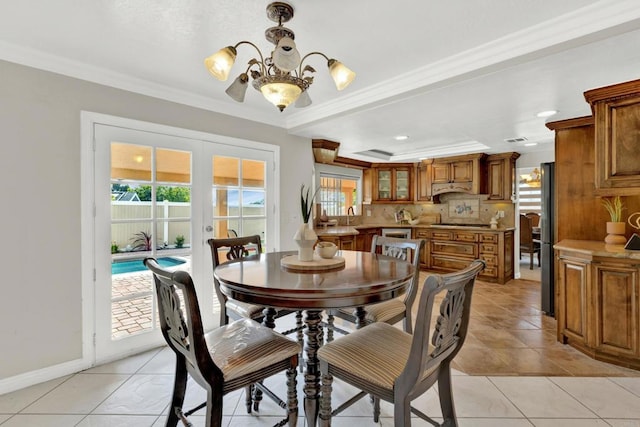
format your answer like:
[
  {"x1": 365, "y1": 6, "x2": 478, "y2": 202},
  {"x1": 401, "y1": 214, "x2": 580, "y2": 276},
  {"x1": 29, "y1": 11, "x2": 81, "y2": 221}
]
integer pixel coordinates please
[{"x1": 90, "y1": 117, "x2": 277, "y2": 364}]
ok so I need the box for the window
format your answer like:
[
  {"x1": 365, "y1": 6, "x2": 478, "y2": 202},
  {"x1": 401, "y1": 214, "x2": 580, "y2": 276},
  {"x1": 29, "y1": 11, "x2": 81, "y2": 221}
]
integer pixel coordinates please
[
  {"x1": 315, "y1": 164, "x2": 362, "y2": 216},
  {"x1": 518, "y1": 167, "x2": 541, "y2": 214}
]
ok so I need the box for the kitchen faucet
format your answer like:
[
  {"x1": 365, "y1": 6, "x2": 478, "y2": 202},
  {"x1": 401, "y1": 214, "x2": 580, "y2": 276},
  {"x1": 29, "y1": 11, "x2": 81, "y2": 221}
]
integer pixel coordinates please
[{"x1": 347, "y1": 206, "x2": 355, "y2": 225}]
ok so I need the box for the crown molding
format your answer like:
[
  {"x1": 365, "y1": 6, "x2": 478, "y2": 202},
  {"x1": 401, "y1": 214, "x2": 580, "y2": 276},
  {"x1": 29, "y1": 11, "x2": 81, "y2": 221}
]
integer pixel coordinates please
[
  {"x1": 286, "y1": 0, "x2": 640, "y2": 131},
  {"x1": 0, "y1": 40, "x2": 284, "y2": 128}
]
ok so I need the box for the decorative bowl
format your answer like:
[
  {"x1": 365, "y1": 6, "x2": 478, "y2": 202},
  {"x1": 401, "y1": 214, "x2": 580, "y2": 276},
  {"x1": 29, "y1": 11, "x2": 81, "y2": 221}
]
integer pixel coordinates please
[
  {"x1": 315, "y1": 241, "x2": 338, "y2": 259},
  {"x1": 409, "y1": 219, "x2": 420, "y2": 225}
]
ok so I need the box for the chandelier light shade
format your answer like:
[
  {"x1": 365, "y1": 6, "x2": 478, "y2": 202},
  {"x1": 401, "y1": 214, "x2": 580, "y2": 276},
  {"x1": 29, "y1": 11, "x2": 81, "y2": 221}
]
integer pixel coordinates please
[{"x1": 203, "y1": 1, "x2": 355, "y2": 112}]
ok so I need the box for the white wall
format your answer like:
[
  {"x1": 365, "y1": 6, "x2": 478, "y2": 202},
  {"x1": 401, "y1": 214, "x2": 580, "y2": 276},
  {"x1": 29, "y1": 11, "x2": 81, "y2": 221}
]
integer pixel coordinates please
[{"x1": 0, "y1": 59, "x2": 313, "y2": 384}]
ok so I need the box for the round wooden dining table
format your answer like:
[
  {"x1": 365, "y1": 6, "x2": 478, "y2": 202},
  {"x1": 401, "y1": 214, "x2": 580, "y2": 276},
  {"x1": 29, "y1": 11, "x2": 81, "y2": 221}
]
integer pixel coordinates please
[{"x1": 214, "y1": 249, "x2": 415, "y2": 427}]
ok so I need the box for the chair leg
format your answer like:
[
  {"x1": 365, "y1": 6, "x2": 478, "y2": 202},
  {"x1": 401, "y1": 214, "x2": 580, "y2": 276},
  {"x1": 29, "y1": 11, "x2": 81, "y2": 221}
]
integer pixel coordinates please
[
  {"x1": 393, "y1": 397, "x2": 411, "y2": 427},
  {"x1": 372, "y1": 396, "x2": 381, "y2": 422},
  {"x1": 437, "y1": 363, "x2": 458, "y2": 427},
  {"x1": 167, "y1": 356, "x2": 188, "y2": 427},
  {"x1": 245, "y1": 384, "x2": 253, "y2": 413},
  {"x1": 205, "y1": 388, "x2": 224, "y2": 427},
  {"x1": 326, "y1": 311, "x2": 335, "y2": 343},
  {"x1": 529, "y1": 250, "x2": 534, "y2": 270},
  {"x1": 319, "y1": 368, "x2": 333, "y2": 427},
  {"x1": 286, "y1": 365, "x2": 298, "y2": 427},
  {"x1": 537, "y1": 250, "x2": 541, "y2": 267},
  {"x1": 253, "y1": 381, "x2": 264, "y2": 411}
]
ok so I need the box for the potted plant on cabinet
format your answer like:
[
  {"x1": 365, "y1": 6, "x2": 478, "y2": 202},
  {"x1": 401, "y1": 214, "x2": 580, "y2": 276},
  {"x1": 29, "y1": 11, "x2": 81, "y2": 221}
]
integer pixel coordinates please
[{"x1": 602, "y1": 195, "x2": 626, "y2": 245}]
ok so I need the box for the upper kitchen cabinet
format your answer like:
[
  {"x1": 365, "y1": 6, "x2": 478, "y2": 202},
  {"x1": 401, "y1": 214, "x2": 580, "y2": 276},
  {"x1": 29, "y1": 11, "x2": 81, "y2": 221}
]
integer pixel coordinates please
[
  {"x1": 416, "y1": 159, "x2": 433, "y2": 202},
  {"x1": 431, "y1": 153, "x2": 486, "y2": 197},
  {"x1": 372, "y1": 163, "x2": 413, "y2": 202},
  {"x1": 584, "y1": 79, "x2": 640, "y2": 196},
  {"x1": 485, "y1": 152, "x2": 520, "y2": 202}
]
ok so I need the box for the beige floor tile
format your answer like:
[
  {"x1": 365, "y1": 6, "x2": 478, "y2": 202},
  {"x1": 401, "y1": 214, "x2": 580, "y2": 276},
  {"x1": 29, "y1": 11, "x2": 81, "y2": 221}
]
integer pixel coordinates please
[
  {"x1": 0, "y1": 376, "x2": 71, "y2": 413},
  {"x1": 76, "y1": 414, "x2": 159, "y2": 426},
  {"x1": 550, "y1": 377, "x2": 640, "y2": 419},
  {"x1": 92, "y1": 374, "x2": 174, "y2": 415},
  {"x1": 23, "y1": 373, "x2": 130, "y2": 414},
  {"x1": 489, "y1": 376, "x2": 596, "y2": 418},
  {"x1": 0, "y1": 414, "x2": 86, "y2": 426}
]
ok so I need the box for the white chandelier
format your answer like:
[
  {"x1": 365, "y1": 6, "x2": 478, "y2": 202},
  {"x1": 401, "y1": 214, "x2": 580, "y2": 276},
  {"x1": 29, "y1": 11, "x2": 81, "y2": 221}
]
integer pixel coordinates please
[{"x1": 204, "y1": 1, "x2": 355, "y2": 112}]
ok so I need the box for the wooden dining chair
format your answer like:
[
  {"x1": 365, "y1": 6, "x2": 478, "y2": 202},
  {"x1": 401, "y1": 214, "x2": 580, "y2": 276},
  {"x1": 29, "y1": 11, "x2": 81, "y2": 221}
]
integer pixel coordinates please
[
  {"x1": 525, "y1": 212, "x2": 541, "y2": 227},
  {"x1": 520, "y1": 214, "x2": 541, "y2": 269},
  {"x1": 327, "y1": 235, "x2": 425, "y2": 334},
  {"x1": 208, "y1": 236, "x2": 304, "y2": 375},
  {"x1": 144, "y1": 257, "x2": 300, "y2": 427},
  {"x1": 317, "y1": 260, "x2": 485, "y2": 427}
]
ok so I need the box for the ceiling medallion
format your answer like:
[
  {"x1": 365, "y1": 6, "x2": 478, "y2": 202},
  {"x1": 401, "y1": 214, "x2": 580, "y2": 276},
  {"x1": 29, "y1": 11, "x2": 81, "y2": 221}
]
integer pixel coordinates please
[{"x1": 204, "y1": 2, "x2": 355, "y2": 112}]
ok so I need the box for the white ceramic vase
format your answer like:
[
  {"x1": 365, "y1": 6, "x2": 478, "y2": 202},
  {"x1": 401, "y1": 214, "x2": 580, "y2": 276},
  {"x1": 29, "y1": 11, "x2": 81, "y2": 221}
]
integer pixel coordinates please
[{"x1": 294, "y1": 222, "x2": 317, "y2": 261}]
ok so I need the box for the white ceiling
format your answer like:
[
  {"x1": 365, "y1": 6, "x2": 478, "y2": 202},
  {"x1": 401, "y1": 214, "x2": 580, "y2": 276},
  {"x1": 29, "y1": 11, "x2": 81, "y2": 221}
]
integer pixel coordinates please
[{"x1": 2, "y1": 0, "x2": 640, "y2": 162}]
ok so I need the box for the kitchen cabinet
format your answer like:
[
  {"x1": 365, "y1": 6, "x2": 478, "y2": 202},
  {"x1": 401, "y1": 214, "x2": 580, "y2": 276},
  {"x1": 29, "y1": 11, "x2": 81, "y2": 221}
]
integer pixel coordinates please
[
  {"x1": 425, "y1": 227, "x2": 513, "y2": 284},
  {"x1": 317, "y1": 234, "x2": 356, "y2": 250},
  {"x1": 415, "y1": 160, "x2": 433, "y2": 202},
  {"x1": 413, "y1": 227, "x2": 430, "y2": 268},
  {"x1": 485, "y1": 152, "x2": 520, "y2": 202},
  {"x1": 371, "y1": 163, "x2": 413, "y2": 202},
  {"x1": 355, "y1": 227, "x2": 380, "y2": 252},
  {"x1": 556, "y1": 240, "x2": 640, "y2": 370},
  {"x1": 431, "y1": 153, "x2": 485, "y2": 196},
  {"x1": 584, "y1": 79, "x2": 640, "y2": 196}
]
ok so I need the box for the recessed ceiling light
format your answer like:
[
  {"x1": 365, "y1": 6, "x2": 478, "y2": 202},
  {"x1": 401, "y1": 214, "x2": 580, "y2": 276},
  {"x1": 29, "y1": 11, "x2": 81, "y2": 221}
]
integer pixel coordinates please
[
  {"x1": 394, "y1": 135, "x2": 409, "y2": 141},
  {"x1": 524, "y1": 142, "x2": 538, "y2": 147},
  {"x1": 536, "y1": 110, "x2": 558, "y2": 118}
]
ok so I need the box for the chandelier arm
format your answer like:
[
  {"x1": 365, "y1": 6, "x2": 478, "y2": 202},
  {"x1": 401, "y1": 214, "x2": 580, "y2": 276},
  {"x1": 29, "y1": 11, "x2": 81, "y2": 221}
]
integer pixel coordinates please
[
  {"x1": 233, "y1": 41, "x2": 268, "y2": 74},
  {"x1": 298, "y1": 51, "x2": 329, "y2": 74}
]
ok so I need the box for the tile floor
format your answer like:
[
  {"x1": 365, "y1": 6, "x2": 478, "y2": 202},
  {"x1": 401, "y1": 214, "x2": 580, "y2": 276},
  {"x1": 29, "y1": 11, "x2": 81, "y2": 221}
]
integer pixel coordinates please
[{"x1": 3, "y1": 260, "x2": 640, "y2": 426}]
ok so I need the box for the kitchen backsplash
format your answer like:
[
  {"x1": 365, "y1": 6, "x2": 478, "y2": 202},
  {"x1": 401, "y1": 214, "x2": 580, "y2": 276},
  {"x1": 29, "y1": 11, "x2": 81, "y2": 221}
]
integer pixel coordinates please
[{"x1": 361, "y1": 194, "x2": 515, "y2": 227}]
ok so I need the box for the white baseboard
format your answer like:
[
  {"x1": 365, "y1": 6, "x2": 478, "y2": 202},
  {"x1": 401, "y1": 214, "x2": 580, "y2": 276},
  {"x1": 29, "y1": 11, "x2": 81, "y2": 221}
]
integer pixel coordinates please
[{"x1": 0, "y1": 357, "x2": 91, "y2": 396}]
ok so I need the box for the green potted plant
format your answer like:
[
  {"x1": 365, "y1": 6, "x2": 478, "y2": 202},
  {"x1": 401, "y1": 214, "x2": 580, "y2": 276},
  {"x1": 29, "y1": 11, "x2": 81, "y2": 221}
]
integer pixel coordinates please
[
  {"x1": 174, "y1": 235, "x2": 185, "y2": 248},
  {"x1": 601, "y1": 196, "x2": 626, "y2": 245}
]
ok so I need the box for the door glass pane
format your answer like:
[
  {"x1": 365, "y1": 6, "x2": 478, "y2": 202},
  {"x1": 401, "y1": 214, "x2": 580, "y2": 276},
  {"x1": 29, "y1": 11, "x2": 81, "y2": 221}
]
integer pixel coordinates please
[
  {"x1": 242, "y1": 189, "x2": 265, "y2": 216},
  {"x1": 242, "y1": 159, "x2": 265, "y2": 187},
  {"x1": 157, "y1": 148, "x2": 191, "y2": 183},
  {"x1": 111, "y1": 143, "x2": 152, "y2": 181},
  {"x1": 213, "y1": 156, "x2": 239, "y2": 185}
]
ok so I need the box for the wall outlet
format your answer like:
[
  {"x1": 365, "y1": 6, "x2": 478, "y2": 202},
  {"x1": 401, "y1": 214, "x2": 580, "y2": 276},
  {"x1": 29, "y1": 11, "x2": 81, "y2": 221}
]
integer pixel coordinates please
[
  {"x1": 498, "y1": 210, "x2": 505, "y2": 218},
  {"x1": 366, "y1": 209, "x2": 371, "y2": 217}
]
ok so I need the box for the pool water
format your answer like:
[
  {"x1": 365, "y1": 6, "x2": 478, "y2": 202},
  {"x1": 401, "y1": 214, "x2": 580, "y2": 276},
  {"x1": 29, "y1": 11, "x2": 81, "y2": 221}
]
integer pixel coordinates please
[{"x1": 112, "y1": 257, "x2": 186, "y2": 275}]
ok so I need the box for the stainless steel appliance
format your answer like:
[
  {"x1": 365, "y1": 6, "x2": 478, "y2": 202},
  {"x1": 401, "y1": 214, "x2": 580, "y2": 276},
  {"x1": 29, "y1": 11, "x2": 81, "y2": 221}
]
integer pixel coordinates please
[{"x1": 540, "y1": 162, "x2": 555, "y2": 316}]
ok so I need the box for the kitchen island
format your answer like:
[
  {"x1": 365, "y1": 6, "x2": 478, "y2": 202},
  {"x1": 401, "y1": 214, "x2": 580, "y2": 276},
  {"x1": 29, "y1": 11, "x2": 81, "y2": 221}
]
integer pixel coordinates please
[{"x1": 555, "y1": 239, "x2": 640, "y2": 370}]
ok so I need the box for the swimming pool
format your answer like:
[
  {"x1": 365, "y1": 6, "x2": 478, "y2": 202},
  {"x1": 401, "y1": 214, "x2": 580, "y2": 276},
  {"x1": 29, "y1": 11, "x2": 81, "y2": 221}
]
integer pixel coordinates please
[{"x1": 112, "y1": 257, "x2": 186, "y2": 275}]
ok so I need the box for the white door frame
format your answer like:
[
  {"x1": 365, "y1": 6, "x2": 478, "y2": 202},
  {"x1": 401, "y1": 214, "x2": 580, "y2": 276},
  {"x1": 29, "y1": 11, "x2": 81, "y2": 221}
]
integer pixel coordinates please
[{"x1": 81, "y1": 111, "x2": 280, "y2": 366}]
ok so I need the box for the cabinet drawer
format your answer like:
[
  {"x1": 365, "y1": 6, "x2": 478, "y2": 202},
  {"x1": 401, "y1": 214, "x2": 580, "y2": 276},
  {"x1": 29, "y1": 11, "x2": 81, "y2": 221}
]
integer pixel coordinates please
[
  {"x1": 480, "y1": 265, "x2": 498, "y2": 278},
  {"x1": 453, "y1": 231, "x2": 478, "y2": 242},
  {"x1": 429, "y1": 230, "x2": 453, "y2": 240},
  {"x1": 431, "y1": 241, "x2": 477, "y2": 258},
  {"x1": 413, "y1": 228, "x2": 430, "y2": 239},
  {"x1": 431, "y1": 256, "x2": 474, "y2": 271},
  {"x1": 479, "y1": 233, "x2": 498, "y2": 243},
  {"x1": 480, "y1": 254, "x2": 498, "y2": 266},
  {"x1": 480, "y1": 243, "x2": 497, "y2": 254}
]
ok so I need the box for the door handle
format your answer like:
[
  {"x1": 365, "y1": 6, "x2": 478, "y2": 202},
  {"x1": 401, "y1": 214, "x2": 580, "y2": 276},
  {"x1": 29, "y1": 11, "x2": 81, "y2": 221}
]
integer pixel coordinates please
[{"x1": 205, "y1": 225, "x2": 213, "y2": 232}]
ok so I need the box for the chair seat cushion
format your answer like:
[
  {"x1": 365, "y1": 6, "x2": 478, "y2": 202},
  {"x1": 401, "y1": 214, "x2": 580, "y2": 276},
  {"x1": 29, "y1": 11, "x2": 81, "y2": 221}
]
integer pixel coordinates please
[
  {"x1": 226, "y1": 299, "x2": 265, "y2": 319},
  {"x1": 338, "y1": 298, "x2": 406, "y2": 324},
  {"x1": 205, "y1": 319, "x2": 300, "y2": 381},
  {"x1": 318, "y1": 322, "x2": 412, "y2": 390}
]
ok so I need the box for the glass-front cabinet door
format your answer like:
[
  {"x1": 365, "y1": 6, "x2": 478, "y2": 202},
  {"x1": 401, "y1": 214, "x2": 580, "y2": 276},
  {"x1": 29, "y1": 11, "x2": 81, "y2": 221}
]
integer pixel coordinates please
[
  {"x1": 377, "y1": 169, "x2": 392, "y2": 200},
  {"x1": 395, "y1": 169, "x2": 410, "y2": 201}
]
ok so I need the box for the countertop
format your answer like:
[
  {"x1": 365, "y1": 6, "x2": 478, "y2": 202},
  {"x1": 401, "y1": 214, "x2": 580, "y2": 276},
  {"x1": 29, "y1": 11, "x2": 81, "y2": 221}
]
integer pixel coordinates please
[
  {"x1": 555, "y1": 239, "x2": 640, "y2": 260},
  {"x1": 315, "y1": 223, "x2": 515, "y2": 237}
]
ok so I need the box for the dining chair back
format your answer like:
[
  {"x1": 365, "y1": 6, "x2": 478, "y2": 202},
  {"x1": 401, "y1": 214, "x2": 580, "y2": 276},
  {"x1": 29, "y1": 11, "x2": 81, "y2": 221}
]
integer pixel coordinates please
[
  {"x1": 144, "y1": 257, "x2": 300, "y2": 427},
  {"x1": 525, "y1": 211, "x2": 541, "y2": 227},
  {"x1": 327, "y1": 235, "x2": 424, "y2": 335},
  {"x1": 208, "y1": 235, "x2": 263, "y2": 326},
  {"x1": 520, "y1": 214, "x2": 541, "y2": 269},
  {"x1": 318, "y1": 260, "x2": 485, "y2": 427}
]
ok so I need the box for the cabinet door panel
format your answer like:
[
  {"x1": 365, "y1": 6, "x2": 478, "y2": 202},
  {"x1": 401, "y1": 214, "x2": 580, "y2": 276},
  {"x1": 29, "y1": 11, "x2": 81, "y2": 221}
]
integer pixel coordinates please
[
  {"x1": 559, "y1": 259, "x2": 589, "y2": 343},
  {"x1": 593, "y1": 264, "x2": 638, "y2": 355},
  {"x1": 451, "y1": 160, "x2": 473, "y2": 182},
  {"x1": 431, "y1": 241, "x2": 477, "y2": 258},
  {"x1": 432, "y1": 163, "x2": 450, "y2": 183}
]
